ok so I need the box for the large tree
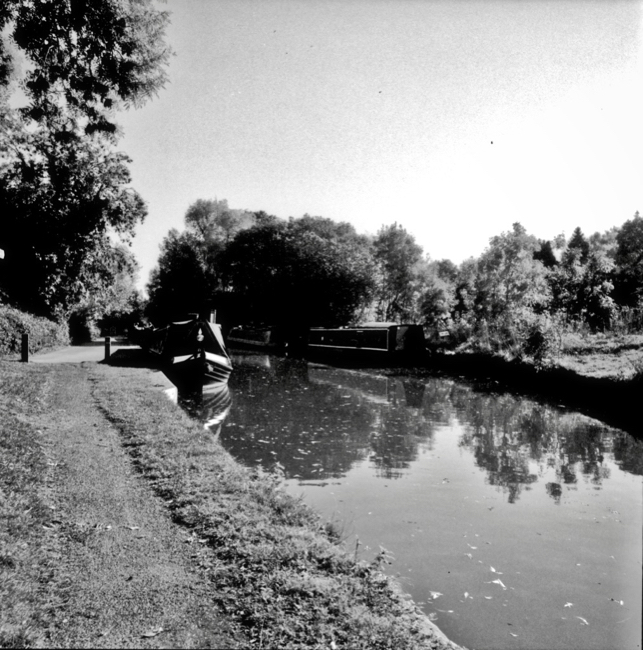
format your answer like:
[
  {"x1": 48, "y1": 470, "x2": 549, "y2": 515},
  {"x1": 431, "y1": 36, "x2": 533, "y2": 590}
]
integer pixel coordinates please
[
  {"x1": 614, "y1": 211, "x2": 643, "y2": 307},
  {"x1": 549, "y1": 230, "x2": 618, "y2": 330},
  {"x1": 146, "y1": 230, "x2": 212, "y2": 325},
  {"x1": 0, "y1": 0, "x2": 171, "y2": 319},
  {"x1": 218, "y1": 216, "x2": 376, "y2": 327},
  {"x1": 372, "y1": 223, "x2": 424, "y2": 321},
  {"x1": 475, "y1": 222, "x2": 549, "y2": 323},
  {"x1": 0, "y1": 130, "x2": 147, "y2": 316}
]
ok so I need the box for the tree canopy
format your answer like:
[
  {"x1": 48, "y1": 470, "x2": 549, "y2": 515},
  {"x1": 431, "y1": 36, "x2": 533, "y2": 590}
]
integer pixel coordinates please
[
  {"x1": 1, "y1": 0, "x2": 171, "y2": 134},
  {"x1": 372, "y1": 223, "x2": 424, "y2": 321},
  {"x1": 0, "y1": 0, "x2": 171, "y2": 322},
  {"x1": 615, "y1": 211, "x2": 643, "y2": 306},
  {"x1": 217, "y1": 216, "x2": 376, "y2": 327}
]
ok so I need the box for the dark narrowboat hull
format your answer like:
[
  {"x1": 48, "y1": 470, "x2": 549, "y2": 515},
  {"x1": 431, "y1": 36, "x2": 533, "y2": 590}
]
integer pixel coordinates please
[
  {"x1": 144, "y1": 318, "x2": 233, "y2": 386},
  {"x1": 306, "y1": 324, "x2": 427, "y2": 366},
  {"x1": 227, "y1": 326, "x2": 282, "y2": 351}
]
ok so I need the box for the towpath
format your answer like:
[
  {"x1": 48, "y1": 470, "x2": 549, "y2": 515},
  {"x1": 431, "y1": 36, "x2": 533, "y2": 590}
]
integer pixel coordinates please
[{"x1": 13, "y1": 356, "x2": 242, "y2": 648}]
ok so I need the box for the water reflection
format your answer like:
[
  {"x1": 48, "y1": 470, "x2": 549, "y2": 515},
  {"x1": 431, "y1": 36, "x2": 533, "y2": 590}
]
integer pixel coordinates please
[
  {"x1": 179, "y1": 382, "x2": 232, "y2": 434},
  {"x1": 217, "y1": 355, "x2": 641, "y2": 500},
  {"x1": 186, "y1": 354, "x2": 641, "y2": 650}
]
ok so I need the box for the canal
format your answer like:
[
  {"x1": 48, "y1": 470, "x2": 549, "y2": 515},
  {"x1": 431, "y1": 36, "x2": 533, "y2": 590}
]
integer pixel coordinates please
[{"x1": 182, "y1": 352, "x2": 642, "y2": 650}]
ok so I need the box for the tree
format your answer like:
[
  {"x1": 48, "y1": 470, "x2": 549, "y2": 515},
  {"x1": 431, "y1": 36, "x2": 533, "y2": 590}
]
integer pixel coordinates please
[
  {"x1": 0, "y1": 131, "x2": 147, "y2": 317},
  {"x1": 475, "y1": 223, "x2": 549, "y2": 322},
  {"x1": 452, "y1": 258, "x2": 478, "y2": 322},
  {"x1": 533, "y1": 240, "x2": 558, "y2": 268},
  {"x1": 567, "y1": 227, "x2": 590, "y2": 265},
  {"x1": 218, "y1": 216, "x2": 376, "y2": 327},
  {"x1": 184, "y1": 198, "x2": 255, "y2": 245},
  {"x1": 372, "y1": 223, "x2": 424, "y2": 321},
  {"x1": 549, "y1": 241, "x2": 616, "y2": 330},
  {"x1": 418, "y1": 262, "x2": 455, "y2": 330},
  {"x1": 146, "y1": 230, "x2": 212, "y2": 325},
  {"x1": 0, "y1": 0, "x2": 171, "y2": 320},
  {"x1": 68, "y1": 243, "x2": 141, "y2": 340},
  {"x1": 183, "y1": 198, "x2": 256, "y2": 283},
  {"x1": 1, "y1": 0, "x2": 171, "y2": 134},
  {"x1": 615, "y1": 212, "x2": 643, "y2": 306}
]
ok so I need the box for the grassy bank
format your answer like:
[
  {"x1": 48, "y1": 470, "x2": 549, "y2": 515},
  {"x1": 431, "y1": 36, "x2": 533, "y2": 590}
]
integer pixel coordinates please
[
  {"x1": 0, "y1": 359, "x2": 461, "y2": 649},
  {"x1": 0, "y1": 365, "x2": 56, "y2": 647}
]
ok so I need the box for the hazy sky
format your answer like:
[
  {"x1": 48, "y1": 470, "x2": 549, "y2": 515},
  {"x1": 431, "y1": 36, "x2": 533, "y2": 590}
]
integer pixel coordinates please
[{"x1": 116, "y1": 0, "x2": 643, "y2": 290}]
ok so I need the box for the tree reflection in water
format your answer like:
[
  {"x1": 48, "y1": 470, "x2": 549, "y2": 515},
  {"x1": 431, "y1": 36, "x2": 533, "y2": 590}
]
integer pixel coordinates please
[{"x1": 215, "y1": 354, "x2": 641, "y2": 503}]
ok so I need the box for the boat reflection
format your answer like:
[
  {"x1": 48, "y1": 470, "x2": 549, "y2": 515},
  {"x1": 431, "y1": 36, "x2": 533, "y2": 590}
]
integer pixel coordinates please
[{"x1": 179, "y1": 382, "x2": 232, "y2": 434}]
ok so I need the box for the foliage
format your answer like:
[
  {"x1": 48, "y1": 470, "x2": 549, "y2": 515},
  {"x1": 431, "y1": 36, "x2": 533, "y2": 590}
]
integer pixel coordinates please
[
  {"x1": 549, "y1": 245, "x2": 616, "y2": 331},
  {"x1": 0, "y1": 131, "x2": 146, "y2": 318},
  {"x1": 417, "y1": 261, "x2": 455, "y2": 330},
  {"x1": 146, "y1": 199, "x2": 259, "y2": 324},
  {"x1": 372, "y1": 223, "x2": 424, "y2": 321},
  {"x1": 146, "y1": 229, "x2": 213, "y2": 324},
  {"x1": 475, "y1": 223, "x2": 549, "y2": 321},
  {"x1": 185, "y1": 198, "x2": 255, "y2": 247},
  {"x1": 615, "y1": 211, "x2": 643, "y2": 307},
  {"x1": 533, "y1": 239, "x2": 558, "y2": 268},
  {"x1": 521, "y1": 316, "x2": 561, "y2": 367},
  {"x1": 0, "y1": 304, "x2": 69, "y2": 357},
  {"x1": 567, "y1": 227, "x2": 590, "y2": 264},
  {"x1": 218, "y1": 216, "x2": 376, "y2": 327},
  {"x1": 0, "y1": 0, "x2": 170, "y2": 322},
  {"x1": 1, "y1": 0, "x2": 172, "y2": 133}
]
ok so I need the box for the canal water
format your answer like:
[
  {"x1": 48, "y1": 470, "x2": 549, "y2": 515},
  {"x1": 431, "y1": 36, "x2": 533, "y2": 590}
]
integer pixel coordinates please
[{"x1": 183, "y1": 352, "x2": 642, "y2": 650}]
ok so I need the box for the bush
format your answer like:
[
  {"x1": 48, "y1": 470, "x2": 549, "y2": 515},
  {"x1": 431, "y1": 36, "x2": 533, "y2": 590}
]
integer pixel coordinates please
[
  {"x1": 0, "y1": 305, "x2": 70, "y2": 357},
  {"x1": 522, "y1": 320, "x2": 559, "y2": 366}
]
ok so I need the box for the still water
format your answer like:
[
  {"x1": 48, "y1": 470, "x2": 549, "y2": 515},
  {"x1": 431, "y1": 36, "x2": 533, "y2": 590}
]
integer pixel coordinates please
[{"x1": 185, "y1": 352, "x2": 642, "y2": 650}]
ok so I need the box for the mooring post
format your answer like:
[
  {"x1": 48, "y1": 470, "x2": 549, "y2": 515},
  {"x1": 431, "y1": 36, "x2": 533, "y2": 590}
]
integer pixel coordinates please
[
  {"x1": 104, "y1": 336, "x2": 111, "y2": 360},
  {"x1": 21, "y1": 333, "x2": 29, "y2": 362}
]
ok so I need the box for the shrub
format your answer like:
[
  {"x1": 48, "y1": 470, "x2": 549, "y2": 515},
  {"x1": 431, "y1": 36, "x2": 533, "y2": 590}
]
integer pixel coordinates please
[
  {"x1": 522, "y1": 321, "x2": 557, "y2": 366},
  {"x1": 0, "y1": 305, "x2": 70, "y2": 357}
]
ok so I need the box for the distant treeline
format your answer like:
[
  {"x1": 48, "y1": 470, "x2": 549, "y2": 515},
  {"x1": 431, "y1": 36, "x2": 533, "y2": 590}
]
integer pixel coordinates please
[{"x1": 146, "y1": 198, "x2": 643, "y2": 361}]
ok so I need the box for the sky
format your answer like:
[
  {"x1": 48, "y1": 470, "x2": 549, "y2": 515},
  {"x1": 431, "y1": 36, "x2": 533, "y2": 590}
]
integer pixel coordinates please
[{"x1": 115, "y1": 0, "x2": 643, "y2": 291}]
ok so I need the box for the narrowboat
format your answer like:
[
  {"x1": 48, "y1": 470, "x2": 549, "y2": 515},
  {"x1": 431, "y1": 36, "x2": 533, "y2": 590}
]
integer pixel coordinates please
[
  {"x1": 145, "y1": 316, "x2": 233, "y2": 386},
  {"x1": 226, "y1": 325, "x2": 282, "y2": 351},
  {"x1": 306, "y1": 323, "x2": 426, "y2": 364}
]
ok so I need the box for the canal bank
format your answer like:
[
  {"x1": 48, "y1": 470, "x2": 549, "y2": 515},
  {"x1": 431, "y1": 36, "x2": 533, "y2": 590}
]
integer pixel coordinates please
[
  {"x1": 367, "y1": 350, "x2": 642, "y2": 439},
  {"x1": 0, "y1": 357, "x2": 462, "y2": 649}
]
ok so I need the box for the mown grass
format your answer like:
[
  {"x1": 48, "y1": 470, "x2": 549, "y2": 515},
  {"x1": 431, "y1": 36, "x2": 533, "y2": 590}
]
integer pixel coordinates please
[
  {"x1": 0, "y1": 365, "x2": 62, "y2": 648},
  {"x1": 90, "y1": 364, "x2": 456, "y2": 650}
]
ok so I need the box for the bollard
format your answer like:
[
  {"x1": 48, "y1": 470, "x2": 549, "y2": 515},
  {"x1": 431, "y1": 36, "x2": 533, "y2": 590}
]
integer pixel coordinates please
[
  {"x1": 21, "y1": 333, "x2": 29, "y2": 362},
  {"x1": 104, "y1": 336, "x2": 111, "y2": 361}
]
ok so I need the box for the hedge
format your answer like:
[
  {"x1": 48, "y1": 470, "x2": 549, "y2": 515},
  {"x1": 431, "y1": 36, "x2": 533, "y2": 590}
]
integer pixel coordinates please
[{"x1": 0, "y1": 305, "x2": 70, "y2": 357}]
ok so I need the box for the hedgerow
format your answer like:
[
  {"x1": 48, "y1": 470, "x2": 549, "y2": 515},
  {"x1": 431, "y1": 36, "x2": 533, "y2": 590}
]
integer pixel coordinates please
[{"x1": 0, "y1": 305, "x2": 69, "y2": 357}]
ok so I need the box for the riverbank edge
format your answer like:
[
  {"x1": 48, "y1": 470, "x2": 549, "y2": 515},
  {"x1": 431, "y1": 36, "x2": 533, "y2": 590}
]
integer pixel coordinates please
[
  {"x1": 368, "y1": 351, "x2": 641, "y2": 437},
  {"x1": 0, "y1": 359, "x2": 464, "y2": 650},
  {"x1": 93, "y1": 363, "x2": 465, "y2": 649}
]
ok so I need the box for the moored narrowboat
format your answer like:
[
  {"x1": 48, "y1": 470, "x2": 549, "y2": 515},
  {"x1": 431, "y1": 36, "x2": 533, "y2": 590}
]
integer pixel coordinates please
[
  {"x1": 227, "y1": 325, "x2": 283, "y2": 351},
  {"x1": 306, "y1": 323, "x2": 426, "y2": 364},
  {"x1": 145, "y1": 316, "x2": 233, "y2": 386}
]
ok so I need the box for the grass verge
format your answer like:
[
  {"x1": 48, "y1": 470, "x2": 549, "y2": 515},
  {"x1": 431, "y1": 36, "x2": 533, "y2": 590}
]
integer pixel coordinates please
[{"x1": 0, "y1": 364, "x2": 59, "y2": 648}]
